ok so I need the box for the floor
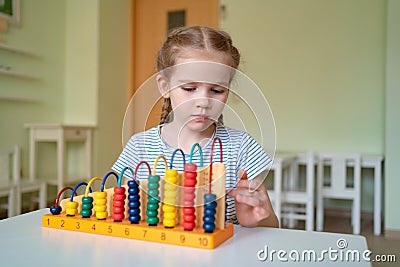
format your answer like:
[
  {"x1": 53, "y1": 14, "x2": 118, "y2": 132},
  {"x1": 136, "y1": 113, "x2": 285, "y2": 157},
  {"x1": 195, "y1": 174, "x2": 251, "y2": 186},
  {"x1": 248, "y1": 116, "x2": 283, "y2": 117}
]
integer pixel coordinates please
[{"x1": 1, "y1": 203, "x2": 399, "y2": 266}]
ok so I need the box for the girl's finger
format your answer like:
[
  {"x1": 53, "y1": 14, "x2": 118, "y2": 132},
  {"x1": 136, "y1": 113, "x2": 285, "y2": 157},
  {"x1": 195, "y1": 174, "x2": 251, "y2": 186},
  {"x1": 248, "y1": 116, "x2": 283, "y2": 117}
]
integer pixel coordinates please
[{"x1": 235, "y1": 193, "x2": 262, "y2": 207}]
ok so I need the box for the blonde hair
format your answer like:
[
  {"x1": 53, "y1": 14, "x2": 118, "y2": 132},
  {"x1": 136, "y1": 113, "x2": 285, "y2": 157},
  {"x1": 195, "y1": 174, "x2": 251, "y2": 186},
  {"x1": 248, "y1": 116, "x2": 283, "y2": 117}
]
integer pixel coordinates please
[{"x1": 157, "y1": 26, "x2": 241, "y2": 124}]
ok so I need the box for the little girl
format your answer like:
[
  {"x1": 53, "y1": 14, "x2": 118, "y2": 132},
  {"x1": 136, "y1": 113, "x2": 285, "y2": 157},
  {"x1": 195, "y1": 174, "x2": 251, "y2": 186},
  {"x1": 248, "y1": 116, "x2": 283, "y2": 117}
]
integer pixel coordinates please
[{"x1": 113, "y1": 26, "x2": 278, "y2": 228}]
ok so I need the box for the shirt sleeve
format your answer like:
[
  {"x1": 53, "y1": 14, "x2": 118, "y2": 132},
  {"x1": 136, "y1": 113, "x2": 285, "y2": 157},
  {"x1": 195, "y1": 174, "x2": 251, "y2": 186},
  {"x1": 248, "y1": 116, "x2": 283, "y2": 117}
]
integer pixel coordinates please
[{"x1": 236, "y1": 132, "x2": 272, "y2": 180}]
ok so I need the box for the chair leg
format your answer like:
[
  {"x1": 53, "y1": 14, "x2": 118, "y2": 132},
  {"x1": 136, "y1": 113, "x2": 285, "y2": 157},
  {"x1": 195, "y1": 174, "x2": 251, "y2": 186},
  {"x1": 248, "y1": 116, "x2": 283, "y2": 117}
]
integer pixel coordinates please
[
  {"x1": 7, "y1": 188, "x2": 15, "y2": 218},
  {"x1": 306, "y1": 201, "x2": 314, "y2": 231},
  {"x1": 15, "y1": 185, "x2": 22, "y2": 216},
  {"x1": 39, "y1": 183, "x2": 47, "y2": 209},
  {"x1": 316, "y1": 197, "x2": 324, "y2": 231},
  {"x1": 353, "y1": 198, "x2": 361, "y2": 235}
]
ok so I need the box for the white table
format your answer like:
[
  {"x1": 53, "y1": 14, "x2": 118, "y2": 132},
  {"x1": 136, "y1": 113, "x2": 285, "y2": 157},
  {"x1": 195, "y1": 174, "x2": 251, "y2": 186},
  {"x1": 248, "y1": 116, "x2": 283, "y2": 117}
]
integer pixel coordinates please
[
  {"x1": 25, "y1": 124, "x2": 94, "y2": 192},
  {"x1": 0, "y1": 209, "x2": 372, "y2": 266}
]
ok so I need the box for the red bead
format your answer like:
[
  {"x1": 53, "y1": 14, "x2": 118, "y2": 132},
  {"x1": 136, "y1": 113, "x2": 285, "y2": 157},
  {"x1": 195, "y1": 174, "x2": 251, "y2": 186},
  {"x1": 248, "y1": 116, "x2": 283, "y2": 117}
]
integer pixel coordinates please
[
  {"x1": 114, "y1": 200, "x2": 124, "y2": 207},
  {"x1": 113, "y1": 213, "x2": 124, "y2": 221},
  {"x1": 183, "y1": 207, "x2": 195, "y2": 214},
  {"x1": 182, "y1": 200, "x2": 194, "y2": 207},
  {"x1": 184, "y1": 163, "x2": 197, "y2": 172},
  {"x1": 183, "y1": 187, "x2": 195, "y2": 194},
  {"x1": 183, "y1": 214, "x2": 196, "y2": 222},
  {"x1": 183, "y1": 222, "x2": 195, "y2": 230},
  {"x1": 114, "y1": 187, "x2": 126, "y2": 194},
  {"x1": 114, "y1": 193, "x2": 126, "y2": 201},
  {"x1": 113, "y1": 206, "x2": 125, "y2": 214}
]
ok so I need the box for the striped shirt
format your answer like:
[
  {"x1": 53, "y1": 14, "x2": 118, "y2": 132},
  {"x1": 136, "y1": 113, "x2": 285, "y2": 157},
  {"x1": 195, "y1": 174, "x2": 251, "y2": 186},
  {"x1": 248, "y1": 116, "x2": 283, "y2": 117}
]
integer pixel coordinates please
[{"x1": 112, "y1": 123, "x2": 272, "y2": 224}]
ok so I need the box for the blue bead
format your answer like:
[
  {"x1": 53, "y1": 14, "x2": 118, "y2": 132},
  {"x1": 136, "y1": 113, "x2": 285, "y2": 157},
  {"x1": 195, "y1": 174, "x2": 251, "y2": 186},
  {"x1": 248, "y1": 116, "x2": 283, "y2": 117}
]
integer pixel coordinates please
[
  {"x1": 128, "y1": 194, "x2": 140, "y2": 202},
  {"x1": 203, "y1": 223, "x2": 215, "y2": 233},
  {"x1": 203, "y1": 216, "x2": 216, "y2": 224},
  {"x1": 128, "y1": 187, "x2": 139, "y2": 194},
  {"x1": 129, "y1": 208, "x2": 140, "y2": 215},
  {"x1": 204, "y1": 208, "x2": 216, "y2": 216},
  {"x1": 50, "y1": 206, "x2": 62, "y2": 215},
  {"x1": 128, "y1": 201, "x2": 140, "y2": 208},
  {"x1": 129, "y1": 215, "x2": 141, "y2": 223},
  {"x1": 204, "y1": 193, "x2": 217, "y2": 202},
  {"x1": 205, "y1": 201, "x2": 217, "y2": 209},
  {"x1": 128, "y1": 195, "x2": 140, "y2": 201},
  {"x1": 128, "y1": 180, "x2": 139, "y2": 187}
]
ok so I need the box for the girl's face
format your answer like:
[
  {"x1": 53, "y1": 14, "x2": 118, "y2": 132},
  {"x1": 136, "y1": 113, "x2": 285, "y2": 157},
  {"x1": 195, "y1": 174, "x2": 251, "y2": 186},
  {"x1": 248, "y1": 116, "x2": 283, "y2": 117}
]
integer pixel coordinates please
[{"x1": 159, "y1": 50, "x2": 232, "y2": 132}]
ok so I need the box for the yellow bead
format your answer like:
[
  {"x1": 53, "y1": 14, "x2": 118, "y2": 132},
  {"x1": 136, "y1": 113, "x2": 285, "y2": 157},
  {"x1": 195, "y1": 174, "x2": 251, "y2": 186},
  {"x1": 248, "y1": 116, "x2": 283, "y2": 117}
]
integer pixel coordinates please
[
  {"x1": 65, "y1": 201, "x2": 78, "y2": 216},
  {"x1": 94, "y1": 198, "x2": 107, "y2": 205},
  {"x1": 66, "y1": 201, "x2": 78, "y2": 208},
  {"x1": 162, "y1": 204, "x2": 175, "y2": 212},
  {"x1": 164, "y1": 183, "x2": 177, "y2": 191},
  {"x1": 94, "y1": 191, "x2": 107, "y2": 198},
  {"x1": 94, "y1": 205, "x2": 107, "y2": 212},
  {"x1": 96, "y1": 211, "x2": 107, "y2": 219},
  {"x1": 164, "y1": 190, "x2": 177, "y2": 199},
  {"x1": 163, "y1": 219, "x2": 176, "y2": 227},
  {"x1": 165, "y1": 169, "x2": 178, "y2": 178},
  {"x1": 163, "y1": 212, "x2": 176, "y2": 220}
]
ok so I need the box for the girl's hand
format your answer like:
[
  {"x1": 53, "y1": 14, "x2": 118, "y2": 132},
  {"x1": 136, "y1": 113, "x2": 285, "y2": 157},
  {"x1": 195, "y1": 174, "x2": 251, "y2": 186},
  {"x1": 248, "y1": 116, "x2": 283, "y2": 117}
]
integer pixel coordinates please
[{"x1": 227, "y1": 170, "x2": 279, "y2": 228}]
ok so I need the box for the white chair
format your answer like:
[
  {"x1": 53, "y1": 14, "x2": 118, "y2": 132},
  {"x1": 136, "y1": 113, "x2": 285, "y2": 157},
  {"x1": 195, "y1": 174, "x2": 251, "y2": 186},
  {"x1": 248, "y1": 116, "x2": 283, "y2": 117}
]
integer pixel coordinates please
[
  {"x1": 0, "y1": 145, "x2": 47, "y2": 217},
  {"x1": 281, "y1": 152, "x2": 315, "y2": 231},
  {"x1": 0, "y1": 145, "x2": 19, "y2": 217},
  {"x1": 316, "y1": 152, "x2": 361, "y2": 235}
]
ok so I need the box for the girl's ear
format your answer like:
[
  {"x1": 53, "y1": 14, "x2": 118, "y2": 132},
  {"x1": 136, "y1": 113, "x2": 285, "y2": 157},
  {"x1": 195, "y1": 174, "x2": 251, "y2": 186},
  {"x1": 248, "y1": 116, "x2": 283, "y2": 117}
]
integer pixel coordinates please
[{"x1": 156, "y1": 74, "x2": 170, "y2": 98}]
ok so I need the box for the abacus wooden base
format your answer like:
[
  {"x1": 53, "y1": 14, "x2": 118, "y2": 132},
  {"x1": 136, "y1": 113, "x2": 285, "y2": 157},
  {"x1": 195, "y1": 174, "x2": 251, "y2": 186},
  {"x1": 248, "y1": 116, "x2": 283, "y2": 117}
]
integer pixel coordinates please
[{"x1": 42, "y1": 213, "x2": 234, "y2": 249}]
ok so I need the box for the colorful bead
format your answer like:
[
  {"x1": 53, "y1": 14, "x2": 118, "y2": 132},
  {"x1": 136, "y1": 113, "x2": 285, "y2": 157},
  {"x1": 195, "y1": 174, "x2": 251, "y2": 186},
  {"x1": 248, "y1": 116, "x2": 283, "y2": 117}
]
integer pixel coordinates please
[
  {"x1": 112, "y1": 186, "x2": 126, "y2": 222},
  {"x1": 128, "y1": 180, "x2": 141, "y2": 224},
  {"x1": 65, "y1": 201, "x2": 78, "y2": 216},
  {"x1": 183, "y1": 163, "x2": 197, "y2": 231},
  {"x1": 50, "y1": 205, "x2": 62, "y2": 215},
  {"x1": 146, "y1": 175, "x2": 160, "y2": 226},
  {"x1": 162, "y1": 169, "x2": 178, "y2": 228},
  {"x1": 80, "y1": 196, "x2": 93, "y2": 218},
  {"x1": 94, "y1": 191, "x2": 108, "y2": 220},
  {"x1": 203, "y1": 193, "x2": 217, "y2": 233}
]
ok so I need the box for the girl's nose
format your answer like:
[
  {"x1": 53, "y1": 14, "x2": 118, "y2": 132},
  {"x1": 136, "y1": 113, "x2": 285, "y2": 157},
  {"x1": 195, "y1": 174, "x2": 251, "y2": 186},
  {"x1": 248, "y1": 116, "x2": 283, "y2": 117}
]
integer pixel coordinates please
[{"x1": 195, "y1": 97, "x2": 211, "y2": 109}]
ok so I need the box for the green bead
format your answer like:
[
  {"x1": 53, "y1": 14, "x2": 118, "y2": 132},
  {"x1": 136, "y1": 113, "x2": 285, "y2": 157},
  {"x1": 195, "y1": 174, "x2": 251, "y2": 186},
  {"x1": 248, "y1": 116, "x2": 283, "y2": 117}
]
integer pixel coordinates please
[
  {"x1": 148, "y1": 182, "x2": 159, "y2": 190},
  {"x1": 147, "y1": 189, "x2": 159, "y2": 197},
  {"x1": 147, "y1": 203, "x2": 159, "y2": 211},
  {"x1": 81, "y1": 203, "x2": 93, "y2": 210},
  {"x1": 148, "y1": 175, "x2": 160, "y2": 183},
  {"x1": 82, "y1": 197, "x2": 93, "y2": 204},
  {"x1": 80, "y1": 209, "x2": 92, "y2": 217},
  {"x1": 147, "y1": 216, "x2": 159, "y2": 225},
  {"x1": 148, "y1": 196, "x2": 160, "y2": 203},
  {"x1": 146, "y1": 210, "x2": 158, "y2": 217}
]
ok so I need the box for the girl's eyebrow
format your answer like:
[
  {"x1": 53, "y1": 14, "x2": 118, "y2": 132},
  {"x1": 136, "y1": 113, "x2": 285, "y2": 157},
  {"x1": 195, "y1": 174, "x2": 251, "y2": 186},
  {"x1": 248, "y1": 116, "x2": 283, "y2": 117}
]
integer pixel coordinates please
[{"x1": 176, "y1": 80, "x2": 229, "y2": 87}]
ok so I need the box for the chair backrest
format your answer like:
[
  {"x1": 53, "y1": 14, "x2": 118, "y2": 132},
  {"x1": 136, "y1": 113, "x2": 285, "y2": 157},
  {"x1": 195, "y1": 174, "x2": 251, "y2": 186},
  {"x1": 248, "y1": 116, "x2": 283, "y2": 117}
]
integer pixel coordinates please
[
  {"x1": 0, "y1": 145, "x2": 21, "y2": 186},
  {"x1": 317, "y1": 152, "x2": 361, "y2": 198}
]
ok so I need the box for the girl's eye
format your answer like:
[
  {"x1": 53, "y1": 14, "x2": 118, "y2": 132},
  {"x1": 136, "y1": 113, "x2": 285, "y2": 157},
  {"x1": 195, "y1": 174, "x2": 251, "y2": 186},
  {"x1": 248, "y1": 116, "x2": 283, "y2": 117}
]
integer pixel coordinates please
[
  {"x1": 211, "y1": 88, "x2": 226, "y2": 94},
  {"x1": 181, "y1": 87, "x2": 196, "y2": 92}
]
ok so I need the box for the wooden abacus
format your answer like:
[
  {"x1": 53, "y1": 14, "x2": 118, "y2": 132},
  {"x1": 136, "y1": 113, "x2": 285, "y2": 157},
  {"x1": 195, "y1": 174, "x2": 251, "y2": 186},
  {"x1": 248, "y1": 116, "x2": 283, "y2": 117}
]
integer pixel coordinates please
[{"x1": 42, "y1": 138, "x2": 234, "y2": 249}]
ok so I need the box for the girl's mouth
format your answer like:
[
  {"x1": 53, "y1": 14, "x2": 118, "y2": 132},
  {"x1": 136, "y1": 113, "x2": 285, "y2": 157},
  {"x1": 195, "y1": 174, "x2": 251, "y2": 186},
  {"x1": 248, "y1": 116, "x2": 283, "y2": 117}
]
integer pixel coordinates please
[{"x1": 192, "y1": 115, "x2": 209, "y2": 122}]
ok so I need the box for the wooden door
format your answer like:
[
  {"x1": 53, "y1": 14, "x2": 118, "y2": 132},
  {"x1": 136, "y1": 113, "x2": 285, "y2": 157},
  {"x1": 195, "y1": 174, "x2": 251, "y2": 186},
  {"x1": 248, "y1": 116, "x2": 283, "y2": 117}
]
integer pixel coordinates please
[{"x1": 128, "y1": 0, "x2": 219, "y2": 134}]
